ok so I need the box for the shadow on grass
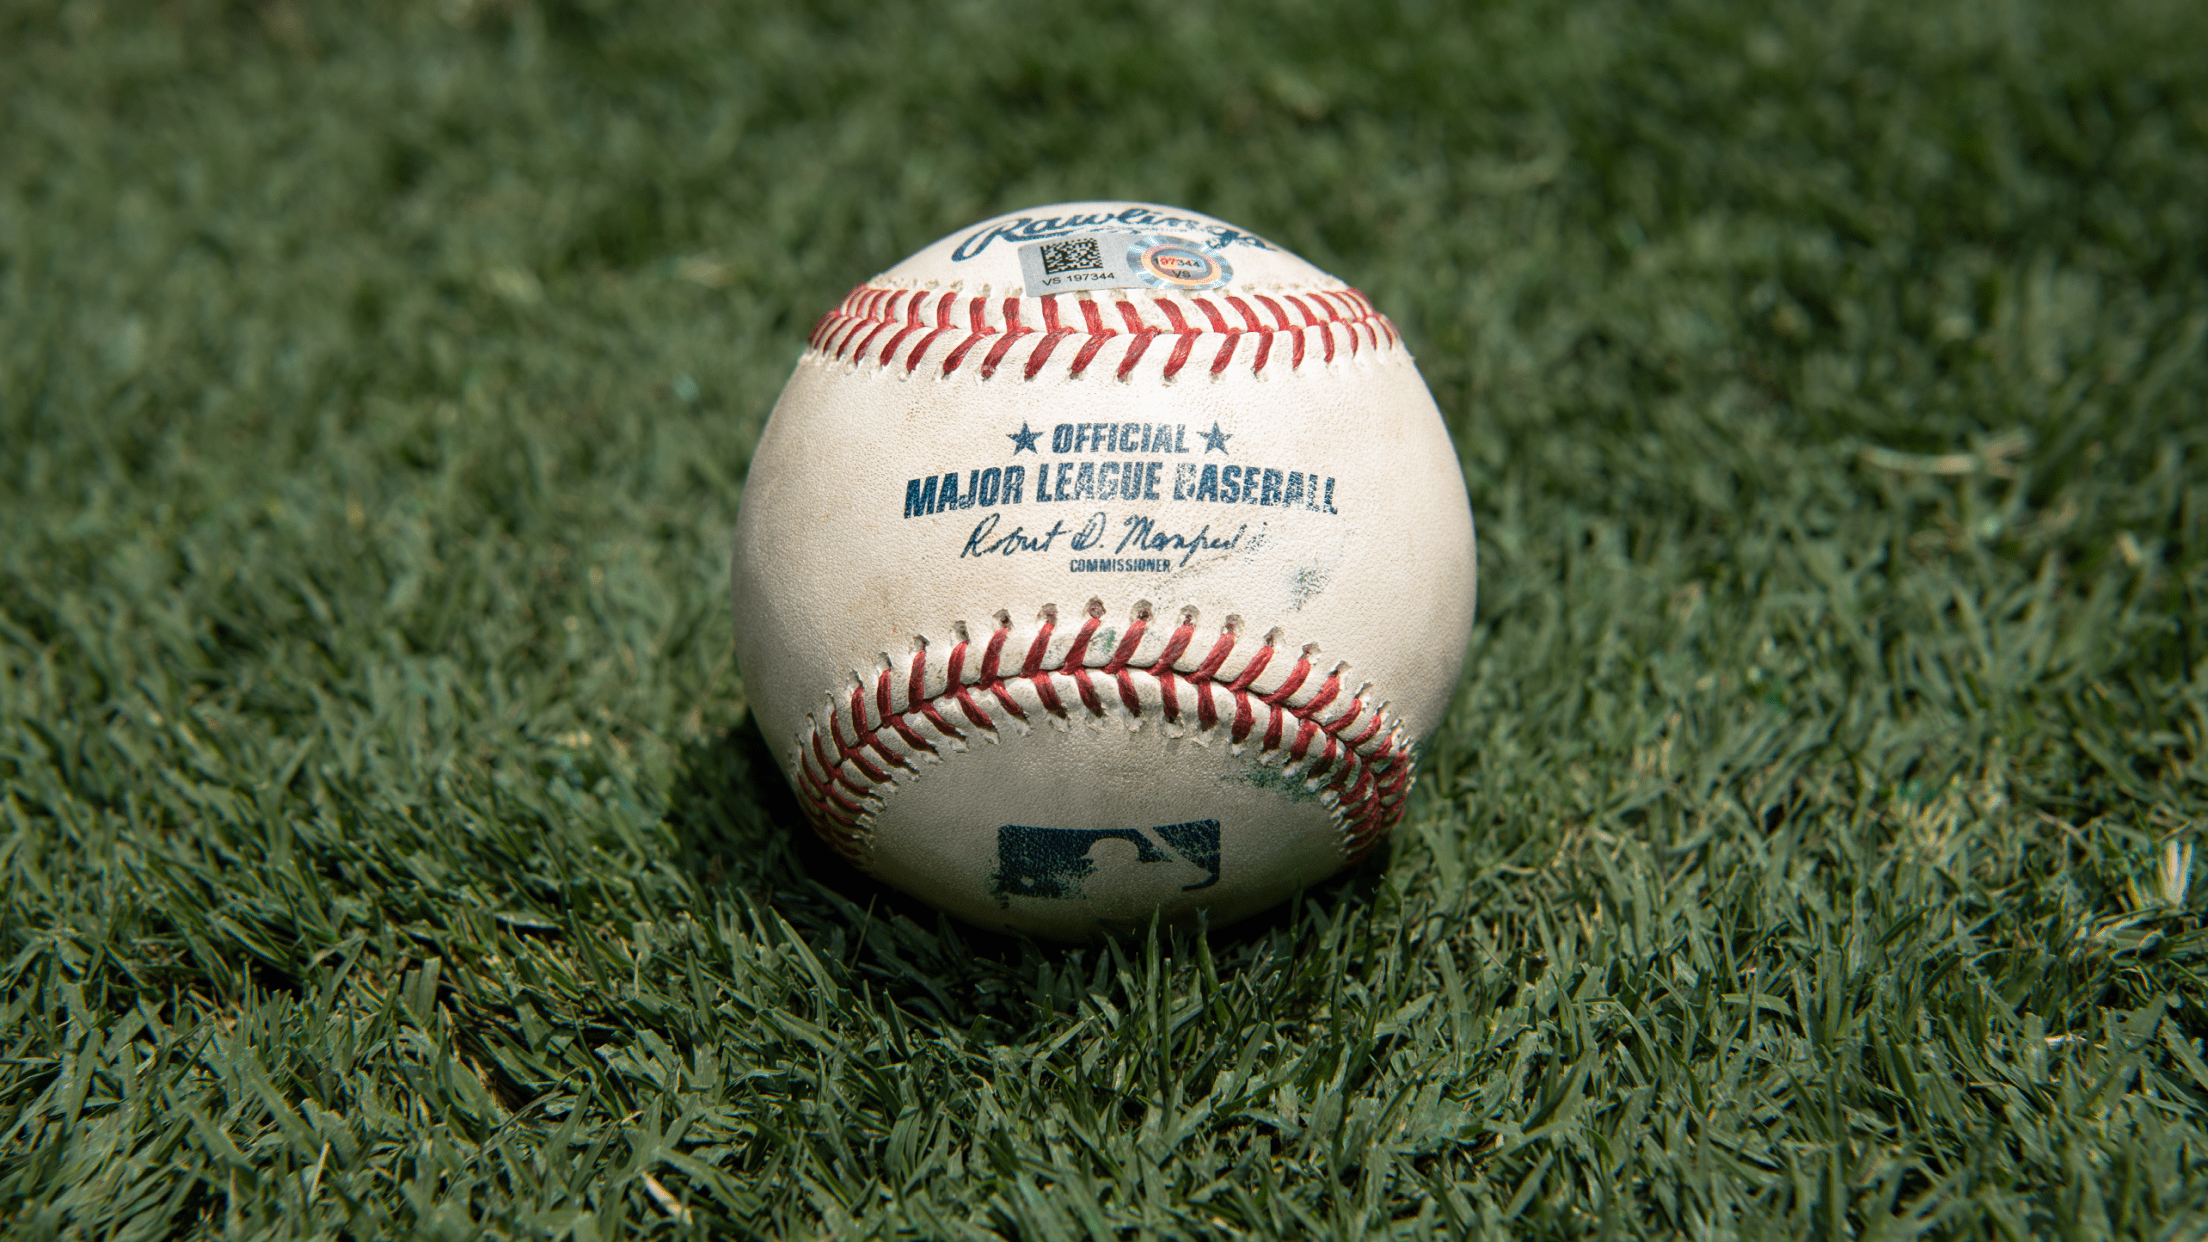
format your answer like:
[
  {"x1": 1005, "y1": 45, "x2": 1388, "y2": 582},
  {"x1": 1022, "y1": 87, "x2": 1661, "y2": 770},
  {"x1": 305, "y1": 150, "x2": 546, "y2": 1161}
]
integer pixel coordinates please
[
  {"x1": 660, "y1": 710, "x2": 1398, "y2": 978},
  {"x1": 661, "y1": 709, "x2": 949, "y2": 923}
]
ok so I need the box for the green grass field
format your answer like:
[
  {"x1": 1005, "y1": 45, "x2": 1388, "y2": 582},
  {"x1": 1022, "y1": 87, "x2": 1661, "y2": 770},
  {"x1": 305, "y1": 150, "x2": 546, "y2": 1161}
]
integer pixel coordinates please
[{"x1": 4, "y1": 1, "x2": 2207, "y2": 1237}]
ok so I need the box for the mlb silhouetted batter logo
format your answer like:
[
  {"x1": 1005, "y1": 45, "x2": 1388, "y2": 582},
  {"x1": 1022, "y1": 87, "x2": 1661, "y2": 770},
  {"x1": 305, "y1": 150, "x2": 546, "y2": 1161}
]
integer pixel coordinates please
[{"x1": 990, "y1": 820, "x2": 1222, "y2": 903}]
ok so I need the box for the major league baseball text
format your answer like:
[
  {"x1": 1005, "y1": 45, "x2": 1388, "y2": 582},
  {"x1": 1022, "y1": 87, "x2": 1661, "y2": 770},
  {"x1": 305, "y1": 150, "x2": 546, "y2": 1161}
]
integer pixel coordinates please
[
  {"x1": 904, "y1": 419, "x2": 1340, "y2": 576},
  {"x1": 730, "y1": 201, "x2": 1475, "y2": 939}
]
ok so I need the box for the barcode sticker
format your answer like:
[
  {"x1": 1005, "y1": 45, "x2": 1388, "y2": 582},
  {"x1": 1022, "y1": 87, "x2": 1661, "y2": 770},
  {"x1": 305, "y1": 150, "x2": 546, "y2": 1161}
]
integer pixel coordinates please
[{"x1": 1018, "y1": 232, "x2": 1143, "y2": 294}]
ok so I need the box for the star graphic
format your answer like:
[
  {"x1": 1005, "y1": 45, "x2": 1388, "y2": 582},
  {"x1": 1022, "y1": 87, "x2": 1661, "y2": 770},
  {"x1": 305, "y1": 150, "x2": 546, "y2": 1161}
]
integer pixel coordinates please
[
  {"x1": 1007, "y1": 421, "x2": 1042, "y2": 454},
  {"x1": 1199, "y1": 421, "x2": 1233, "y2": 454}
]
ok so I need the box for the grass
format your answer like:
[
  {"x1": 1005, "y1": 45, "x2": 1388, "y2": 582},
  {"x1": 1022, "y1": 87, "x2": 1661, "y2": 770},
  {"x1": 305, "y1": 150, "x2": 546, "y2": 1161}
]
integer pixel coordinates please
[{"x1": 2, "y1": 0, "x2": 2206, "y2": 1236}]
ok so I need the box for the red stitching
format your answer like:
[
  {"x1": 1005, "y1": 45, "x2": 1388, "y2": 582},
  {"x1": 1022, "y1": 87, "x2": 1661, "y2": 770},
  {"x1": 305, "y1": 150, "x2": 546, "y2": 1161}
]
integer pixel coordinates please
[
  {"x1": 1069, "y1": 299, "x2": 1113, "y2": 377},
  {"x1": 1248, "y1": 295, "x2": 1298, "y2": 370},
  {"x1": 1155, "y1": 299, "x2": 1198, "y2": 379},
  {"x1": 1229, "y1": 296, "x2": 1273, "y2": 372},
  {"x1": 1285, "y1": 294, "x2": 1333, "y2": 364},
  {"x1": 844, "y1": 295, "x2": 897, "y2": 366},
  {"x1": 873, "y1": 291, "x2": 928, "y2": 366},
  {"x1": 901, "y1": 291, "x2": 960, "y2": 374},
  {"x1": 807, "y1": 285, "x2": 1401, "y2": 380},
  {"x1": 939, "y1": 296, "x2": 998, "y2": 375},
  {"x1": 1113, "y1": 301, "x2": 1160, "y2": 379},
  {"x1": 980, "y1": 298, "x2": 1028, "y2": 379},
  {"x1": 1311, "y1": 292, "x2": 1358, "y2": 359},
  {"x1": 1025, "y1": 297, "x2": 1075, "y2": 380},
  {"x1": 1191, "y1": 297, "x2": 1242, "y2": 376},
  {"x1": 789, "y1": 611, "x2": 1414, "y2": 868}
]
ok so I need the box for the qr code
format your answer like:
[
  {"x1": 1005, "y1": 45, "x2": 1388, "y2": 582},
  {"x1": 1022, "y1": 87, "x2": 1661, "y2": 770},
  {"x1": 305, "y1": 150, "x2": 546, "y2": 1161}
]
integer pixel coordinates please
[{"x1": 1038, "y1": 237, "x2": 1106, "y2": 275}]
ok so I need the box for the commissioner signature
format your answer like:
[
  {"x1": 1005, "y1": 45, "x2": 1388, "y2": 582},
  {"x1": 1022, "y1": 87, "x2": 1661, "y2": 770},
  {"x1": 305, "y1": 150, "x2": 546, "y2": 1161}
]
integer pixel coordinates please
[
  {"x1": 959, "y1": 512, "x2": 1249, "y2": 571},
  {"x1": 1113, "y1": 515, "x2": 1247, "y2": 567},
  {"x1": 961, "y1": 513, "x2": 1099, "y2": 558}
]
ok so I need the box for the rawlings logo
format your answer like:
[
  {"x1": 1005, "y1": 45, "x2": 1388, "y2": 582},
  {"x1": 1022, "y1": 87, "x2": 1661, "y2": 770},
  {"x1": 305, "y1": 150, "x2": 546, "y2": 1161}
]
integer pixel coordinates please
[{"x1": 951, "y1": 208, "x2": 1275, "y2": 262}]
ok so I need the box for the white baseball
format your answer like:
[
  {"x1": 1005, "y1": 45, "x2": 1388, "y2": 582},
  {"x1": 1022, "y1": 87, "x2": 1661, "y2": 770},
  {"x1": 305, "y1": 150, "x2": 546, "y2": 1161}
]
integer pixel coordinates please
[{"x1": 731, "y1": 201, "x2": 1475, "y2": 940}]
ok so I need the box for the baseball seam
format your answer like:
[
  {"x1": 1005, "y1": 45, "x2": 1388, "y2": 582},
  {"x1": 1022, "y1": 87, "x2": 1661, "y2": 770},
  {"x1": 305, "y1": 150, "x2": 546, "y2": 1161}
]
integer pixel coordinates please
[
  {"x1": 805, "y1": 286, "x2": 1403, "y2": 381},
  {"x1": 791, "y1": 601, "x2": 1414, "y2": 870}
]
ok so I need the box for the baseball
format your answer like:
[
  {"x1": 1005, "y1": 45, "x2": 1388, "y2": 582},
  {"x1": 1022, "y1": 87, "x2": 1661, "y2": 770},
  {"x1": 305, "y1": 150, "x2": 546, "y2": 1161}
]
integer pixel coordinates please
[{"x1": 731, "y1": 201, "x2": 1476, "y2": 940}]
